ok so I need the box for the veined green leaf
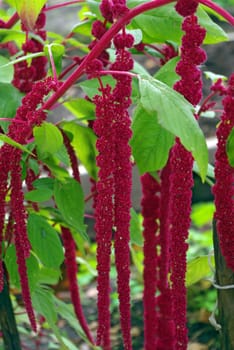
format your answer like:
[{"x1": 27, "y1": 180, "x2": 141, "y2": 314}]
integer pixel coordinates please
[
  {"x1": 54, "y1": 178, "x2": 86, "y2": 235},
  {"x1": 33, "y1": 122, "x2": 63, "y2": 159},
  {"x1": 28, "y1": 213, "x2": 64, "y2": 269},
  {"x1": 138, "y1": 76, "x2": 208, "y2": 181},
  {"x1": 130, "y1": 104, "x2": 174, "y2": 174},
  {"x1": 128, "y1": 1, "x2": 228, "y2": 44},
  {"x1": 63, "y1": 98, "x2": 95, "y2": 121},
  {"x1": 44, "y1": 43, "x2": 65, "y2": 75}
]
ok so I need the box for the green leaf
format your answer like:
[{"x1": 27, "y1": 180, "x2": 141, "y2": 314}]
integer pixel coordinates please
[
  {"x1": 25, "y1": 188, "x2": 53, "y2": 202},
  {"x1": 0, "y1": 56, "x2": 14, "y2": 83},
  {"x1": 197, "y1": 6, "x2": 228, "y2": 44},
  {"x1": 130, "y1": 208, "x2": 143, "y2": 246},
  {"x1": 226, "y1": 127, "x2": 234, "y2": 167},
  {"x1": 15, "y1": 0, "x2": 47, "y2": 30},
  {"x1": 191, "y1": 202, "x2": 215, "y2": 227},
  {"x1": 32, "y1": 287, "x2": 57, "y2": 323},
  {"x1": 138, "y1": 76, "x2": 208, "y2": 181},
  {"x1": 4, "y1": 245, "x2": 39, "y2": 291},
  {"x1": 0, "y1": 83, "x2": 22, "y2": 132},
  {"x1": 33, "y1": 122, "x2": 63, "y2": 159},
  {"x1": 128, "y1": 1, "x2": 228, "y2": 44},
  {"x1": 54, "y1": 178, "x2": 86, "y2": 234},
  {"x1": 154, "y1": 57, "x2": 180, "y2": 87},
  {"x1": 62, "y1": 122, "x2": 97, "y2": 180},
  {"x1": 130, "y1": 104, "x2": 174, "y2": 174},
  {"x1": 27, "y1": 213, "x2": 64, "y2": 269},
  {"x1": 186, "y1": 255, "x2": 214, "y2": 287},
  {"x1": 0, "y1": 134, "x2": 33, "y2": 155},
  {"x1": 79, "y1": 76, "x2": 116, "y2": 99},
  {"x1": 72, "y1": 19, "x2": 93, "y2": 36},
  {"x1": 38, "y1": 266, "x2": 61, "y2": 285},
  {"x1": 44, "y1": 43, "x2": 65, "y2": 75},
  {"x1": 32, "y1": 287, "x2": 69, "y2": 349},
  {"x1": 33, "y1": 177, "x2": 55, "y2": 190},
  {"x1": 63, "y1": 98, "x2": 95, "y2": 121}
]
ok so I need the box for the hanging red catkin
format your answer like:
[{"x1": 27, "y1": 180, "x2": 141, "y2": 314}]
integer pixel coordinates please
[
  {"x1": 141, "y1": 173, "x2": 161, "y2": 350},
  {"x1": 0, "y1": 77, "x2": 58, "y2": 326},
  {"x1": 61, "y1": 130, "x2": 81, "y2": 183},
  {"x1": 111, "y1": 31, "x2": 134, "y2": 350},
  {"x1": 61, "y1": 227, "x2": 95, "y2": 344},
  {"x1": 93, "y1": 84, "x2": 116, "y2": 350},
  {"x1": 168, "y1": 2, "x2": 207, "y2": 349},
  {"x1": 156, "y1": 160, "x2": 176, "y2": 350},
  {"x1": 213, "y1": 74, "x2": 234, "y2": 270}
]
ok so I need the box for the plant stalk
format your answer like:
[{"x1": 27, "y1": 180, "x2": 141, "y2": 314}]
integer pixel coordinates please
[{"x1": 0, "y1": 267, "x2": 22, "y2": 350}]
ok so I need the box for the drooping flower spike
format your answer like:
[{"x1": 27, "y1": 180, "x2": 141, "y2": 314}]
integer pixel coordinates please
[
  {"x1": 213, "y1": 74, "x2": 234, "y2": 271},
  {"x1": 141, "y1": 173, "x2": 161, "y2": 349}
]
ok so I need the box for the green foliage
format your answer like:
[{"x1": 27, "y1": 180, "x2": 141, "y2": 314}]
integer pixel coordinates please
[
  {"x1": 14, "y1": 0, "x2": 47, "y2": 30},
  {"x1": 138, "y1": 76, "x2": 208, "y2": 180},
  {"x1": 54, "y1": 178, "x2": 87, "y2": 236}
]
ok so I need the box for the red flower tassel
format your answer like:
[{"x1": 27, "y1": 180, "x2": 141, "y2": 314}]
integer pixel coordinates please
[
  {"x1": 61, "y1": 227, "x2": 95, "y2": 344},
  {"x1": 141, "y1": 173, "x2": 160, "y2": 350},
  {"x1": 213, "y1": 74, "x2": 234, "y2": 270}
]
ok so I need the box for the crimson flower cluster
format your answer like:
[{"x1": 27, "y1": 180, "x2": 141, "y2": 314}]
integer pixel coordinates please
[
  {"x1": 158, "y1": 1, "x2": 207, "y2": 349},
  {"x1": 213, "y1": 74, "x2": 234, "y2": 270},
  {"x1": 13, "y1": 11, "x2": 47, "y2": 93},
  {"x1": 92, "y1": 1, "x2": 134, "y2": 346},
  {"x1": 0, "y1": 77, "x2": 58, "y2": 330},
  {"x1": 141, "y1": 173, "x2": 161, "y2": 350}
]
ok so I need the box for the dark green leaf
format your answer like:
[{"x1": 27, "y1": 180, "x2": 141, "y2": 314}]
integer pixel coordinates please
[
  {"x1": 32, "y1": 287, "x2": 57, "y2": 323},
  {"x1": 154, "y1": 57, "x2": 180, "y2": 87},
  {"x1": 4, "y1": 245, "x2": 39, "y2": 291},
  {"x1": 62, "y1": 122, "x2": 97, "y2": 179},
  {"x1": 138, "y1": 76, "x2": 208, "y2": 181},
  {"x1": 33, "y1": 177, "x2": 55, "y2": 190},
  {"x1": 54, "y1": 178, "x2": 86, "y2": 234},
  {"x1": 25, "y1": 188, "x2": 53, "y2": 202},
  {"x1": 27, "y1": 213, "x2": 64, "y2": 269},
  {"x1": 0, "y1": 83, "x2": 22, "y2": 132},
  {"x1": 128, "y1": 1, "x2": 228, "y2": 44},
  {"x1": 130, "y1": 208, "x2": 143, "y2": 246},
  {"x1": 33, "y1": 122, "x2": 63, "y2": 159},
  {"x1": 63, "y1": 98, "x2": 95, "y2": 120},
  {"x1": 130, "y1": 104, "x2": 174, "y2": 173}
]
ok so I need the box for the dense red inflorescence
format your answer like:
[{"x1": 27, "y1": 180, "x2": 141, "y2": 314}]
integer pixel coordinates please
[
  {"x1": 61, "y1": 227, "x2": 95, "y2": 344},
  {"x1": 163, "y1": 1, "x2": 207, "y2": 349},
  {"x1": 213, "y1": 74, "x2": 234, "y2": 270},
  {"x1": 141, "y1": 173, "x2": 161, "y2": 350},
  {"x1": 92, "y1": 0, "x2": 134, "y2": 346},
  {"x1": 0, "y1": 77, "x2": 58, "y2": 329}
]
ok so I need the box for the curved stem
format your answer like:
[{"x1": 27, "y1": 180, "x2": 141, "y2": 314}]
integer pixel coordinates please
[
  {"x1": 5, "y1": 12, "x2": 19, "y2": 28},
  {"x1": 42, "y1": 0, "x2": 173, "y2": 111}
]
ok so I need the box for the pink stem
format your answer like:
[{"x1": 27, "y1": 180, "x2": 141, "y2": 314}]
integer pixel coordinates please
[
  {"x1": 42, "y1": 0, "x2": 173, "y2": 111},
  {"x1": 5, "y1": 12, "x2": 19, "y2": 28}
]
